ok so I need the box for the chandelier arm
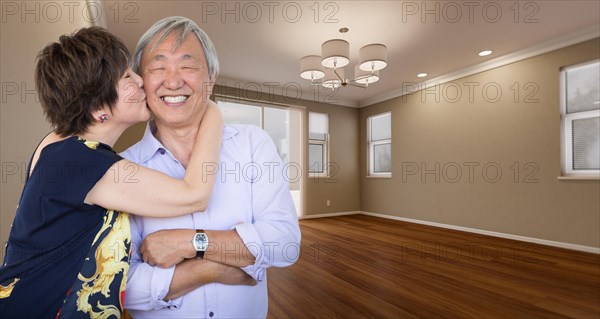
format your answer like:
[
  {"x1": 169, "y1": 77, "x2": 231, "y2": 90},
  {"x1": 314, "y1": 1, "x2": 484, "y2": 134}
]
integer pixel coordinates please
[{"x1": 333, "y1": 68, "x2": 346, "y2": 84}]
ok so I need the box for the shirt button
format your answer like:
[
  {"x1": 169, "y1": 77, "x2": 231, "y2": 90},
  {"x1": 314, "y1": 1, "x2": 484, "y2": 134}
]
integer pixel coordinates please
[
  {"x1": 159, "y1": 149, "x2": 166, "y2": 155},
  {"x1": 209, "y1": 312, "x2": 214, "y2": 317}
]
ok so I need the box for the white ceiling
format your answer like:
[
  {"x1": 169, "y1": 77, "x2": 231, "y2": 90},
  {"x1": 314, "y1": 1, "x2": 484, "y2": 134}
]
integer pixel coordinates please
[{"x1": 103, "y1": 0, "x2": 600, "y2": 107}]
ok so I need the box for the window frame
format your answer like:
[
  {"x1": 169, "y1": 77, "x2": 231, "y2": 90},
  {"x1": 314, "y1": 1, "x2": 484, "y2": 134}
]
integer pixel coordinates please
[
  {"x1": 367, "y1": 112, "x2": 392, "y2": 178},
  {"x1": 308, "y1": 112, "x2": 330, "y2": 178},
  {"x1": 560, "y1": 59, "x2": 600, "y2": 178}
]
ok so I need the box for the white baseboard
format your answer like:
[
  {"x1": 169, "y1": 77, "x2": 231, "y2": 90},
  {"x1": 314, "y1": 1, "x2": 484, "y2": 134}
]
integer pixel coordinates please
[
  {"x1": 360, "y1": 212, "x2": 600, "y2": 254},
  {"x1": 300, "y1": 211, "x2": 360, "y2": 219}
]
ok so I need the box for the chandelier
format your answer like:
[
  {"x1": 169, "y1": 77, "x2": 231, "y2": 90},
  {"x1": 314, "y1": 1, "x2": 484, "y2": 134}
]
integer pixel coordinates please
[{"x1": 300, "y1": 28, "x2": 388, "y2": 89}]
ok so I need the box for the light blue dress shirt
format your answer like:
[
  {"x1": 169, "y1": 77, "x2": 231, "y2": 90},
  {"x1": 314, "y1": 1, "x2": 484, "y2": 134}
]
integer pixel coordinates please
[{"x1": 121, "y1": 122, "x2": 301, "y2": 318}]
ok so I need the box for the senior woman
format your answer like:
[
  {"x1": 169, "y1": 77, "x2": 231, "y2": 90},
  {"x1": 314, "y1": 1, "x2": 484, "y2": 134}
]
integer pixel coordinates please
[{"x1": 0, "y1": 27, "x2": 222, "y2": 318}]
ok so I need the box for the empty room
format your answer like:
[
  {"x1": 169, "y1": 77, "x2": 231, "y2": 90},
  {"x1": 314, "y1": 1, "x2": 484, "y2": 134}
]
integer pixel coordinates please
[{"x1": 1, "y1": 1, "x2": 599, "y2": 318}]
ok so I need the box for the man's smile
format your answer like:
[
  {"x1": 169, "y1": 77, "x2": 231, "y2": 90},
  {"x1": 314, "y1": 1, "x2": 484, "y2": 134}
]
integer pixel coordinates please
[{"x1": 160, "y1": 95, "x2": 189, "y2": 103}]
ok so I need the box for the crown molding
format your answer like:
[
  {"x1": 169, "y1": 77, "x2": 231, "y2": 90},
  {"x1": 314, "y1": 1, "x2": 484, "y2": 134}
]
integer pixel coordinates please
[
  {"x1": 359, "y1": 24, "x2": 600, "y2": 108},
  {"x1": 215, "y1": 76, "x2": 359, "y2": 108}
]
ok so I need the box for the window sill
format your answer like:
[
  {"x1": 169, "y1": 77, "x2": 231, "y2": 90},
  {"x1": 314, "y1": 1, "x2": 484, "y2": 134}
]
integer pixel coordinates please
[
  {"x1": 558, "y1": 175, "x2": 600, "y2": 181},
  {"x1": 309, "y1": 174, "x2": 329, "y2": 179},
  {"x1": 366, "y1": 175, "x2": 392, "y2": 179}
]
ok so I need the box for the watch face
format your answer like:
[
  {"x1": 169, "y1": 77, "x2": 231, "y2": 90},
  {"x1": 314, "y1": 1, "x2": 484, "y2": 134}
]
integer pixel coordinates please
[{"x1": 194, "y1": 233, "x2": 208, "y2": 251}]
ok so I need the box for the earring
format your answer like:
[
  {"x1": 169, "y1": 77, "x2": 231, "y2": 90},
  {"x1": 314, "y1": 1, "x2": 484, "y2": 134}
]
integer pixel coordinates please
[{"x1": 98, "y1": 113, "x2": 109, "y2": 123}]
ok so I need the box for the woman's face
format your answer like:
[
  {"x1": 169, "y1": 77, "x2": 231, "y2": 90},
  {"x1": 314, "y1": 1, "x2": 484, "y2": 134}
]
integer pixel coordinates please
[{"x1": 111, "y1": 67, "x2": 150, "y2": 124}]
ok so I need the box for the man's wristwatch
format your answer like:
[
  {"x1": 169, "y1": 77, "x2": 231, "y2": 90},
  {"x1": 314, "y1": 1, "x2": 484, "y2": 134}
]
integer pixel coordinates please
[{"x1": 192, "y1": 230, "x2": 209, "y2": 259}]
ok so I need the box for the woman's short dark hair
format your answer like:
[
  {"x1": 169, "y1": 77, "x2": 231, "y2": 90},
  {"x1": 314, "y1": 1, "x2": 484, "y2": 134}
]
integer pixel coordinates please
[{"x1": 35, "y1": 26, "x2": 130, "y2": 136}]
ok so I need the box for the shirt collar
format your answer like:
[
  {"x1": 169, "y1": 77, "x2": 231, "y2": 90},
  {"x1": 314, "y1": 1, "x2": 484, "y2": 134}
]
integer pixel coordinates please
[{"x1": 137, "y1": 120, "x2": 238, "y2": 164}]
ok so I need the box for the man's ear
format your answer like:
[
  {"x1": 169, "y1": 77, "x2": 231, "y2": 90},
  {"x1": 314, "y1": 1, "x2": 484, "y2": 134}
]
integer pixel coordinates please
[{"x1": 205, "y1": 79, "x2": 216, "y2": 99}]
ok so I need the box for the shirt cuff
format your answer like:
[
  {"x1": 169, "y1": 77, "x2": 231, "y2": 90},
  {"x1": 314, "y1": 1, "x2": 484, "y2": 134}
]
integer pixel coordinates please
[
  {"x1": 233, "y1": 223, "x2": 265, "y2": 282},
  {"x1": 150, "y1": 264, "x2": 183, "y2": 309}
]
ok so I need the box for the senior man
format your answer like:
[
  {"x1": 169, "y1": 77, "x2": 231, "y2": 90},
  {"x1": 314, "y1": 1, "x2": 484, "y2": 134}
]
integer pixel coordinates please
[{"x1": 122, "y1": 16, "x2": 301, "y2": 318}]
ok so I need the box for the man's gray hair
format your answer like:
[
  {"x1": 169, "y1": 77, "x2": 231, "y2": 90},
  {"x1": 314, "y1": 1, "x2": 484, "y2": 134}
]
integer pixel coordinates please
[{"x1": 132, "y1": 16, "x2": 219, "y2": 80}]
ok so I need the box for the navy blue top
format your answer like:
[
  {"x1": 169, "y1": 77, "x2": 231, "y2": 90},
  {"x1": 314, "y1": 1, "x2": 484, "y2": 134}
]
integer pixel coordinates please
[{"x1": 0, "y1": 136, "x2": 131, "y2": 319}]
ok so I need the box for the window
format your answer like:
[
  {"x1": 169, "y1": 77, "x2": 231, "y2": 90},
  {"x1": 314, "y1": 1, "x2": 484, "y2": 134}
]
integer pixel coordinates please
[
  {"x1": 561, "y1": 60, "x2": 600, "y2": 178},
  {"x1": 308, "y1": 112, "x2": 329, "y2": 177},
  {"x1": 368, "y1": 112, "x2": 392, "y2": 177},
  {"x1": 218, "y1": 100, "x2": 262, "y2": 126},
  {"x1": 216, "y1": 99, "x2": 304, "y2": 216},
  {"x1": 217, "y1": 100, "x2": 289, "y2": 161}
]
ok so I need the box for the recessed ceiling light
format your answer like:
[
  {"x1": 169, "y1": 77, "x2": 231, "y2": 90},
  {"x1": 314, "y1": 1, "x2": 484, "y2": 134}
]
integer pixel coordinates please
[
  {"x1": 479, "y1": 50, "x2": 492, "y2": 56},
  {"x1": 417, "y1": 73, "x2": 428, "y2": 78}
]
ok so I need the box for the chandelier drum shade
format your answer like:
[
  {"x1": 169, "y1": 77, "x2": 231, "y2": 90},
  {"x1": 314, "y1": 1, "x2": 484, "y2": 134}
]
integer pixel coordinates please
[
  {"x1": 300, "y1": 55, "x2": 325, "y2": 80},
  {"x1": 321, "y1": 39, "x2": 350, "y2": 69},
  {"x1": 354, "y1": 65, "x2": 379, "y2": 86},
  {"x1": 299, "y1": 27, "x2": 388, "y2": 89},
  {"x1": 322, "y1": 68, "x2": 345, "y2": 89},
  {"x1": 359, "y1": 44, "x2": 388, "y2": 71}
]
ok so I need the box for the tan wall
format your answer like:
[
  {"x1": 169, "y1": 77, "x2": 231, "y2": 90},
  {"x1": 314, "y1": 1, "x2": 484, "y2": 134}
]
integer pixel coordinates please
[
  {"x1": 0, "y1": 5, "x2": 93, "y2": 260},
  {"x1": 360, "y1": 38, "x2": 600, "y2": 248},
  {"x1": 115, "y1": 85, "x2": 362, "y2": 217}
]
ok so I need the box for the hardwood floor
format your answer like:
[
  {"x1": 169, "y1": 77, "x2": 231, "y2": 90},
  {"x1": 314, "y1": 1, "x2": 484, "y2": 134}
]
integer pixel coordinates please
[{"x1": 266, "y1": 215, "x2": 600, "y2": 319}]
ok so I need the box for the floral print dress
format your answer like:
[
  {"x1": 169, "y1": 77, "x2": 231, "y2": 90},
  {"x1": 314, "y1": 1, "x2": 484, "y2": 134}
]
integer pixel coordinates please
[{"x1": 0, "y1": 136, "x2": 131, "y2": 319}]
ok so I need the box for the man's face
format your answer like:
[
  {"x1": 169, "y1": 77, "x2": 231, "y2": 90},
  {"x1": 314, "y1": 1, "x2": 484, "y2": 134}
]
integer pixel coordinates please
[{"x1": 140, "y1": 32, "x2": 213, "y2": 129}]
